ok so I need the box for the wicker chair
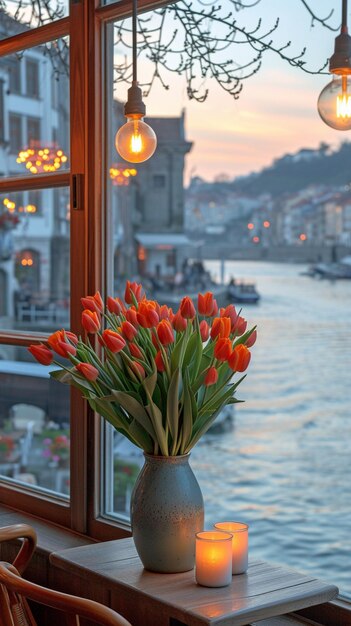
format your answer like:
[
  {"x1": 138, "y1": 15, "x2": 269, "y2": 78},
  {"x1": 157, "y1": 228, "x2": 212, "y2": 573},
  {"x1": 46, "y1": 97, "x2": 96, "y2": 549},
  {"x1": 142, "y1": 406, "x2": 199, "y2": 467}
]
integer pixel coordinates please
[{"x1": 0, "y1": 524, "x2": 132, "y2": 626}]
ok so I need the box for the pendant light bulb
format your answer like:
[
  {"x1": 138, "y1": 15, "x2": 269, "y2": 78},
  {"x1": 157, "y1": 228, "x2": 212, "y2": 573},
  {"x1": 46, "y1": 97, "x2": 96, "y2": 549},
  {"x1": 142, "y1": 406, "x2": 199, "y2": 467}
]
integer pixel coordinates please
[
  {"x1": 115, "y1": 114, "x2": 157, "y2": 163},
  {"x1": 317, "y1": 74, "x2": 351, "y2": 129},
  {"x1": 317, "y1": 0, "x2": 351, "y2": 129}
]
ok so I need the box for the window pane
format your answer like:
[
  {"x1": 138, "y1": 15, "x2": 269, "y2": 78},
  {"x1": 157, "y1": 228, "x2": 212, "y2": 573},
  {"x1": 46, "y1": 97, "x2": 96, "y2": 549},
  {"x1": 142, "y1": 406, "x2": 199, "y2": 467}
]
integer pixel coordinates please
[
  {"x1": 0, "y1": 187, "x2": 70, "y2": 331},
  {"x1": 0, "y1": 40, "x2": 69, "y2": 176},
  {"x1": 0, "y1": 1, "x2": 69, "y2": 40},
  {"x1": 0, "y1": 346, "x2": 70, "y2": 497}
]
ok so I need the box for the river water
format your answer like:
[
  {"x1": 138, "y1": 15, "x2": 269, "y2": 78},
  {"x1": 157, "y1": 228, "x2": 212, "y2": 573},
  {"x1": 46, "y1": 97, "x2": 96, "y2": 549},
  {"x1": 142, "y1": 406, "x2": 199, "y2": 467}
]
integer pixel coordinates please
[{"x1": 190, "y1": 260, "x2": 351, "y2": 597}]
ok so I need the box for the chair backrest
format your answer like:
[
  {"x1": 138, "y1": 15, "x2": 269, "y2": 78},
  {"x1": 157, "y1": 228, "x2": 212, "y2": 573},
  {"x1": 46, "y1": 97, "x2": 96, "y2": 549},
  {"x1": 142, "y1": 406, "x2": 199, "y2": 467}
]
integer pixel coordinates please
[
  {"x1": 0, "y1": 524, "x2": 133, "y2": 626},
  {"x1": 0, "y1": 562, "x2": 133, "y2": 626}
]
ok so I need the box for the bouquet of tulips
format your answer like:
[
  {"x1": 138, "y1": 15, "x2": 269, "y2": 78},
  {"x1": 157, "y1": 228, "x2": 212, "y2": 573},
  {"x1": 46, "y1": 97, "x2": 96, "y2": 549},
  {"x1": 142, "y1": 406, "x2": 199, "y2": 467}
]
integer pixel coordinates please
[{"x1": 29, "y1": 282, "x2": 256, "y2": 456}]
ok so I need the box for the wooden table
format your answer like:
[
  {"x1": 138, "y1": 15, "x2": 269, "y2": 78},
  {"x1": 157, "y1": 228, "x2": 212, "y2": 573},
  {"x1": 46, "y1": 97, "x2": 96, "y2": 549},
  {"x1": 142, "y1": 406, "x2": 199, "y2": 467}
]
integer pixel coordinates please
[{"x1": 50, "y1": 538, "x2": 338, "y2": 626}]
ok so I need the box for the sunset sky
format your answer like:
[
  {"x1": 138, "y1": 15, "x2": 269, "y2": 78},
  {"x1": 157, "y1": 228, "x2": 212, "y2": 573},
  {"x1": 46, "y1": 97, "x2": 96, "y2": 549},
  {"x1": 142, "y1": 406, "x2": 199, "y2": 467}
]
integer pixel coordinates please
[{"x1": 122, "y1": 0, "x2": 347, "y2": 183}]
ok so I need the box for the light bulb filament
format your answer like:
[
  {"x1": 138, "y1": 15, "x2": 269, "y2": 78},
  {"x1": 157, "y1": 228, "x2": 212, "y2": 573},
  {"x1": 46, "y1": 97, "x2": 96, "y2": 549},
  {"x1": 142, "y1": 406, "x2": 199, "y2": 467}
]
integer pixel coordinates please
[
  {"x1": 131, "y1": 132, "x2": 143, "y2": 153},
  {"x1": 337, "y1": 94, "x2": 351, "y2": 118}
]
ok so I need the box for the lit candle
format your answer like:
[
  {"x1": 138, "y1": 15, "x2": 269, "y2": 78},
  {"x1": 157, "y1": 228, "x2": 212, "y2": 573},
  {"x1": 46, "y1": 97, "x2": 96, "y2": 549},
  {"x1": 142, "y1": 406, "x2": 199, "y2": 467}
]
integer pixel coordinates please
[
  {"x1": 195, "y1": 531, "x2": 233, "y2": 587},
  {"x1": 214, "y1": 522, "x2": 249, "y2": 575}
]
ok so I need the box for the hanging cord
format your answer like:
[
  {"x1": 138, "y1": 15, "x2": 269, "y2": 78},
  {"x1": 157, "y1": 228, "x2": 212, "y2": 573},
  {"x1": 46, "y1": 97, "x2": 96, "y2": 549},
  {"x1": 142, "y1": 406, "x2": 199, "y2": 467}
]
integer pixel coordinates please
[
  {"x1": 342, "y1": 0, "x2": 348, "y2": 33},
  {"x1": 133, "y1": 0, "x2": 137, "y2": 82}
]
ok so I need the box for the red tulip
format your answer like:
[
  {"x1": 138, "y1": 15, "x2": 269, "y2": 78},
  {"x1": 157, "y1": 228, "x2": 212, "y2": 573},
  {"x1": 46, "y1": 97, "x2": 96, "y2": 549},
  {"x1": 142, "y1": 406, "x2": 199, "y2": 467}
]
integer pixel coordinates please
[
  {"x1": 220, "y1": 304, "x2": 237, "y2": 326},
  {"x1": 107, "y1": 296, "x2": 125, "y2": 316},
  {"x1": 210, "y1": 316, "x2": 231, "y2": 340},
  {"x1": 199, "y1": 320, "x2": 210, "y2": 342},
  {"x1": 155, "y1": 350, "x2": 166, "y2": 372},
  {"x1": 65, "y1": 331, "x2": 78, "y2": 345},
  {"x1": 126, "y1": 307, "x2": 139, "y2": 327},
  {"x1": 130, "y1": 361, "x2": 145, "y2": 380},
  {"x1": 180, "y1": 296, "x2": 196, "y2": 319},
  {"x1": 198, "y1": 292, "x2": 215, "y2": 316},
  {"x1": 28, "y1": 343, "x2": 53, "y2": 365},
  {"x1": 246, "y1": 329, "x2": 257, "y2": 348},
  {"x1": 76, "y1": 362, "x2": 99, "y2": 381},
  {"x1": 157, "y1": 319, "x2": 174, "y2": 345},
  {"x1": 81, "y1": 291, "x2": 103, "y2": 314},
  {"x1": 121, "y1": 321, "x2": 138, "y2": 342},
  {"x1": 214, "y1": 337, "x2": 232, "y2": 361},
  {"x1": 124, "y1": 281, "x2": 144, "y2": 304},
  {"x1": 81, "y1": 309, "x2": 100, "y2": 334},
  {"x1": 102, "y1": 329, "x2": 126, "y2": 353},
  {"x1": 172, "y1": 309, "x2": 187, "y2": 332},
  {"x1": 228, "y1": 344, "x2": 251, "y2": 372},
  {"x1": 211, "y1": 298, "x2": 219, "y2": 316},
  {"x1": 204, "y1": 366, "x2": 218, "y2": 386},
  {"x1": 159, "y1": 304, "x2": 172, "y2": 320},
  {"x1": 129, "y1": 343, "x2": 143, "y2": 359},
  {"x1": 232, "y1": 315, "x2": 247, "y2": 336},
  {"x1": 137, "y1": 301, "x2": 159, "y2": 328}
]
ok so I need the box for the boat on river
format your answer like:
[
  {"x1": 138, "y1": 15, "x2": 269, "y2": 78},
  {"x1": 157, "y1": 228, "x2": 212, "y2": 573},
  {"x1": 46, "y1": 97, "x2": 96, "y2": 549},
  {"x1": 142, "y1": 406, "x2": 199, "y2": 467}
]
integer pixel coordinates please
[
  {"x1": 227, "y1": 279, "x2": 260, "y2": 304},
  {"x1": 304, "y1": 256, "x2": 351, "y2": 280}
]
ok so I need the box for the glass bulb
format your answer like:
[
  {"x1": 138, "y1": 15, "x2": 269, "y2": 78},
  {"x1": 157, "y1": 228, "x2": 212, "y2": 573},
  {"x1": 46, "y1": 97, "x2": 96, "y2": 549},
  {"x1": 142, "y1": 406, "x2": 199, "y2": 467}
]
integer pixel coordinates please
[
  {"x1": 317, "y1": 74, "x2": 351, "y2": 130},
  {"x1": 115, "y1": 117, "x2": 157, "y2": 163}
]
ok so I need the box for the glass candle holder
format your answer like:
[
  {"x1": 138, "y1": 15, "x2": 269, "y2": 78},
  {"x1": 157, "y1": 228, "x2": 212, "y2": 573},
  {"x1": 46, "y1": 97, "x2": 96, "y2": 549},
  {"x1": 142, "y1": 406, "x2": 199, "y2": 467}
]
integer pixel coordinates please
[
  {"x1": 195, "y1": 531, "x2": 233, "y2": 587},
  {"x1": 214, "y1": 522, "x2": 249, "y2": 575}
]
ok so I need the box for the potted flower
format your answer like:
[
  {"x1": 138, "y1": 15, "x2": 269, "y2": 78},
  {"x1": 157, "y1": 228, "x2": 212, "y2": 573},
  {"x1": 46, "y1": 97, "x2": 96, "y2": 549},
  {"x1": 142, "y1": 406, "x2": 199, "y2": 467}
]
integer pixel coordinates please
[
  {"x1": 42, "y1": 434, "x2": 70, "y2": 468},
  {"x1": 28, "y1": 282, "x2": 256, "y2": 572},
  {"x1": 0, "y1": 435, "x2": 15, "y2": 463}
]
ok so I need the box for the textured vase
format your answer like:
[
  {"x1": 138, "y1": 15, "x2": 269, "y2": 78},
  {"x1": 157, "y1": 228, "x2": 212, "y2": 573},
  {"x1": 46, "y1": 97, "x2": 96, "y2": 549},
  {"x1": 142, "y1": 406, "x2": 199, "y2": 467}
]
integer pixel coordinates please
[{"x1": 131, "y1": 453, "x2": 204, "y2": 573}]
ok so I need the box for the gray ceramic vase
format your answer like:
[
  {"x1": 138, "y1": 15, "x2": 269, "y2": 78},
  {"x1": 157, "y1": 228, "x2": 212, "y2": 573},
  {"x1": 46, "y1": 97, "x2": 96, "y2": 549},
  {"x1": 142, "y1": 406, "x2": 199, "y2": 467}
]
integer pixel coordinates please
[{"x1": 131, "y1": 453, "x2": 204, "y2": 573}]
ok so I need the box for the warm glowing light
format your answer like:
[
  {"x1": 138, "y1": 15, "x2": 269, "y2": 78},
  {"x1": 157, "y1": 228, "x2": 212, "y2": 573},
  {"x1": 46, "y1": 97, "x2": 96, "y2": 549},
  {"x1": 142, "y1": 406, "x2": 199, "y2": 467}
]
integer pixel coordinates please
[
  {"x1": 318, "y1": 75, "x2": 351, "y2": 130},
  {"x1": 3, "y1": 198, "x2": 16, "y2": 212},
  {"x1": 20, "y1": 252, "x2": 34, "y2": 267},
  {"x1": 115, "y1": 116, "x2": 157, "y2": 164},
  {"x1": 17, "y1": 141, "x2": 68, "y2": 174},
  {"x1": 299, "y1": 233, "x2": 307, "y2": 241},
  {"x1": 253, "y1": 236, "x2": 260, "y2": 243},
  {"x1": 109, "y1": 164, "x2": 138, "y2": 187},
  {"x1": 263, "y1": 220, "x2": 271, "y2": 228},
  {"x1": 138, "y1": 245, "x2": 146, "y2": 261},
  {"x1": 247, "y1": 223, "x2": 254, "y2": 230}
]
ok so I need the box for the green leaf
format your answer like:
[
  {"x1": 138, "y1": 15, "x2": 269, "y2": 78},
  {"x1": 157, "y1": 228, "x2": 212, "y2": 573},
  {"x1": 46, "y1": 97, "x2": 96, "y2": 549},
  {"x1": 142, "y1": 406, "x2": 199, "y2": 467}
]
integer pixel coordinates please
[
  {"x1": 167, "y1": 367, "x2": 180, "y2": 442},
  {"x1": 142, "y1": 360, "x2": 158, "y2": 397},
  {"x1": 111, "y1": 391, "x2": 157, "y2": 440},
  {"x1": 129, "y1": 420, "x2": 154, "y2": 453},
  {"x1": 179, "y1": 369, "x2": 193, "y2": 454},
  {"x1": 145, "y1": 400, "x2": 168, "y2": 456}
]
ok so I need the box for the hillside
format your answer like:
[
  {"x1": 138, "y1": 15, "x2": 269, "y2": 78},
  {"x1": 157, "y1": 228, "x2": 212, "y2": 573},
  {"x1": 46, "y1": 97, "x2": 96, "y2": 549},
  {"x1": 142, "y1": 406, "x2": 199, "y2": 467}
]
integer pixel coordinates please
[{"x1": 231, "y1": 142, "x2": 351, "y2": 197}]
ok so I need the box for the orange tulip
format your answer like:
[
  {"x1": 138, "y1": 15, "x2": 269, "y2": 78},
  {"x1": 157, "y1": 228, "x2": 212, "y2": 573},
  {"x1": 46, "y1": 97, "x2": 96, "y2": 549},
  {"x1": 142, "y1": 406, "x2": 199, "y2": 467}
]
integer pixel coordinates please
[
  {"x1": 124, "y1": 280, "x2": 143, "y2": 304},
  {"x1": 180, "y1": 296, "x2": 196, "y2": 319},
  {"x1": 102, "y1": 329, "x2": 126, "y2": 353},
  {"x1": 214, "y1": 337, "x2": 232, "y2": 361},
  {"x1": 204, "y1": 366, "x2": 218, "y2": 386},
  {"x1": 157, "y1": 319, "x2": 174, "y2": 345},
  {"x1": 82, "y1": 309, "x2": 100, "y2": 333},
  {"x1": 121, "y1": 321, "x2": 138, "y2": 342},
  {"x1": 198, "y1": 292, "x2": 215, "y2": 316},
  {"x1": 81, "y1": 291, "x2": 103, "y2": 314},
  {"x1": 76, "y1": 362, "x2": 99, "y2": 381},
  {"x1": 137, "y1": 301, "x2": 159, "y2": 328},
  {"x1": 228, "y1": 344, "x2": 251, "y2": 372},
  {"x1": 28, "y1": 343, "x2": 53, "y2": 365},
  {"x1": 48, "y1": 330, "x2": 77, "y2": 358},
  {"x1": 200, "y1": 320, "x2": 210, "y2": 342},
  {"x1": 220, "y1": 304, "x2": 237, "y2": 326},
  {"x1": 126, "y1": 307, "x2": 138, "y2": 327},
  {"x1": 159, "y1": 304, "x2": 172, "y2": 320},
  {"x1": 172, "y1": 309, "x2": 187, "y2": 332},
  {"x1": 210, "y1": 316, "x2": 231, "y2": 340}
]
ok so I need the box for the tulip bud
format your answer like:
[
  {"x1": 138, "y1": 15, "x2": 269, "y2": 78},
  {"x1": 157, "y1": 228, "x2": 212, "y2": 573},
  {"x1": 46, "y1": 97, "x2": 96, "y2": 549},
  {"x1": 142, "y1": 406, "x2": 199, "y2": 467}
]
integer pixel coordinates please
[
  {"x1": 172, "y1": 309, "x2": 187, "y2": 332},
  {"x1": 157, "y1": 319, "x2": 174, "y2": 345},
  {"x1": 210, "y1": 316, "x2": 231, "y2": 340},
  {"x1": 76, "y1": 362, "x2": 99, "y2": 381},
  {"x1": 28, "y1": 343, "x2": 53, "y2": 366},
  {"x1": 246, "y1": 329, "x2": 257, "y2": 348},
  {"x1": 180, "y1": 296, "x2": 196, "y2": 319},
  {"x1": 107, "y1": 296, "x2": 124, "y2": 315},
  {"x1": 198, "y1": 292, "x2": 214, "y2": 316},
  {"x1": 204, "y1": 366, "x2": 218, "y2": 386},
  {"x1": 214, "y1": 337, "x2": 232, "y2": 361},
  {"x1": 130, "y1": 361, "x2": 146, "y2": 380},
  {"x1": 155, "y1": 350, "x2": 166, "y2": 372},
  {"x1": 102, "y1": 329, "x2": 126, "y2": 353},
  {"x1": 199, "y1": 320, "x2": 210, "y2": 342},
  {"x1": 129, "y1": 343, "x2": 143, "y2": 359},
  {"x1": 228, "y1": 344, "x2": 251, "y2": 372},
  {"x1": 125, "y1": 280, "x2": 144, "y2": 304},
  {"x1": 121, "y1": 321, "x2": 138, "y2": 342},
  {"x1": 81, "y1": 309, "x2": 100, "y2": 334},
  {"x1": 126, "y1": 307, "x2": 139, "y2": 327},
  {"x1": 232, "y1": 315, "x2": 247, "y2": 336}
]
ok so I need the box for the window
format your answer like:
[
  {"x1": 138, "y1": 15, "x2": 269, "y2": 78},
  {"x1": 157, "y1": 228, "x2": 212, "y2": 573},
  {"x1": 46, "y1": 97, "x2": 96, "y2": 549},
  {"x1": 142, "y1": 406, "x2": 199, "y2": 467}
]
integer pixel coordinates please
[
  {"x1": 0, "y1": 2, "x2": 350, "y2": 617},
  {"x1": 8, "y1": 113, "x2": 22, "y2": 153},
  {"x1": 0, "y1": 79, "x2": 4, "y2": 142},
  {"x1": 26, "y1": 116, "x2": 41, "y2": 145},
  {"x1": 26, "y1": 59, "x2": 40, "y2": 99},
  {"x1": 8, "y1": 57, "x2": 21, "y2": 94}
]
